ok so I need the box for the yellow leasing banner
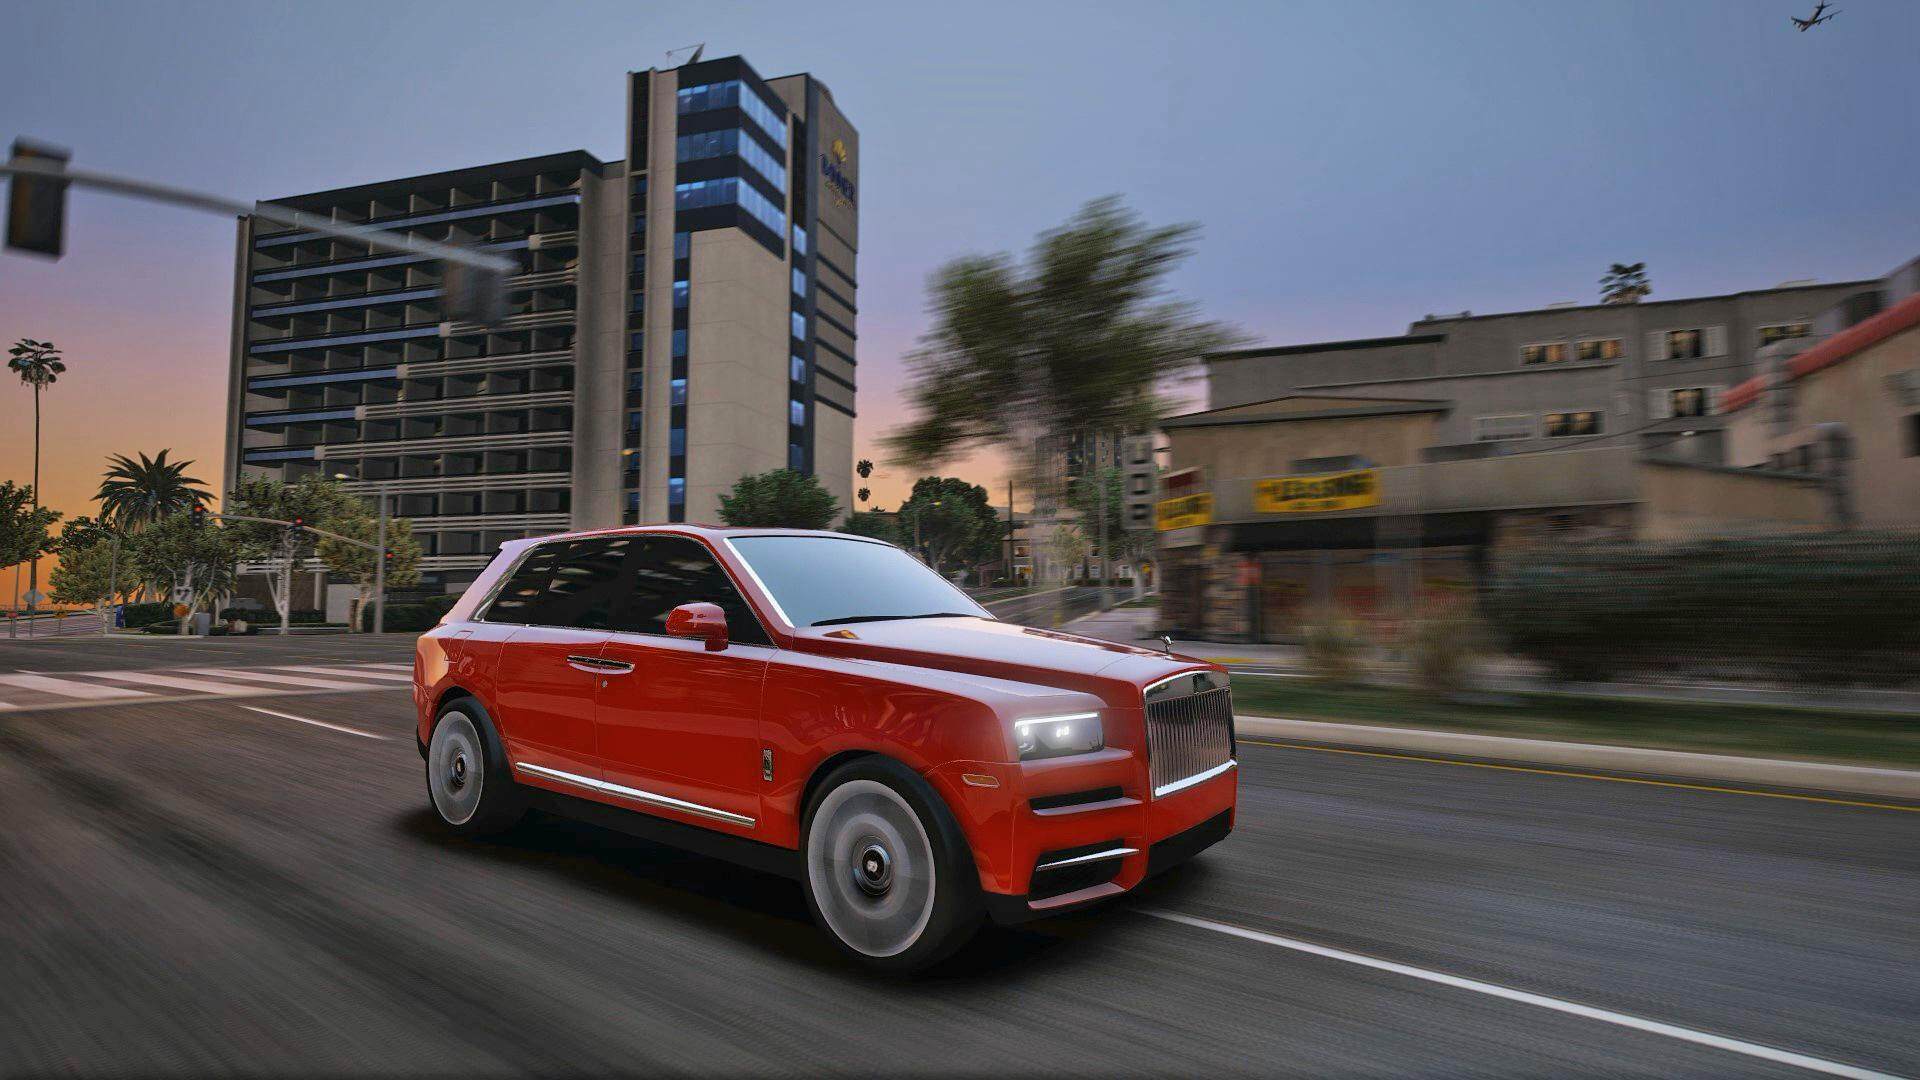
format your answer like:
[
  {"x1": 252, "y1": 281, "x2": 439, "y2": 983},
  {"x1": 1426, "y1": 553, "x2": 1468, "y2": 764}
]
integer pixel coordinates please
[
  {"x1": 1155, "y1": 492, "x2": 1214, "y2": 531},
  {"x1": 1254, "y1": 469, "x2": 1381, "y2": 514}
]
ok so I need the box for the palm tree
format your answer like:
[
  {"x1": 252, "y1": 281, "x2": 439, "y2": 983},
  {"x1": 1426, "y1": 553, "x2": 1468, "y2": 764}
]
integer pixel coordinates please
[
  {"x1": 96, "y1": 450, "x2": 212, "y2": 529},
  {"x1": 1600, "y1": 262, "x2": 1651, "y2": 305},
  {"x1": 8, "y1": 338, "x2": 65, "y2": 614}
]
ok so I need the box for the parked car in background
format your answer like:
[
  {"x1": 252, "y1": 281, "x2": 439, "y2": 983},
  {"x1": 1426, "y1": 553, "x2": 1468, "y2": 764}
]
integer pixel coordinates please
[{"x1": 413, "y1": 526, "x2": 1237, "y2": 971}]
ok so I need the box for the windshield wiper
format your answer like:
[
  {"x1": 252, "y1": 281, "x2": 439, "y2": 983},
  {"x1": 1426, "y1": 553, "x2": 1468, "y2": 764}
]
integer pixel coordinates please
[{"x1": 811, "y1": 612, "x2": 981, "y2": 627}]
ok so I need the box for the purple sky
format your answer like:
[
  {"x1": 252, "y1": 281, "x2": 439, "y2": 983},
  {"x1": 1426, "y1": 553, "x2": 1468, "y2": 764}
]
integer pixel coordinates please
[{"x1": 4, "y1": 0, "x2": 1918, "y2": 540}]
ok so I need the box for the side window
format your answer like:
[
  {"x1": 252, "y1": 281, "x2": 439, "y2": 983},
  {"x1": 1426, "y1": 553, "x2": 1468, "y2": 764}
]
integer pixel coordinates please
[
  {"x1": 617, "y1": 536, "x2": 771, "y2": 646},
  {"x1": 482, "y1": 538, "x2": 632, "y2": 629}
]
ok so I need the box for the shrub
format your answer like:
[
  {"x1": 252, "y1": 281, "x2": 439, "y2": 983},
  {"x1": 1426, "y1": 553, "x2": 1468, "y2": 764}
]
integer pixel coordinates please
[
  {"x1": 1407, "y1": 598, "x2": 1488, "y2": 696},
  {"x1": 360, "y1": 591, "x2": 458, "y2": 633},
  {"x1": 1482, "y1": 533, "x2": 1920, "y2": 685},
  {"x1": 1299, "y1": 605, "x2": 1369, "y2": 684},
  {"x1": 121, "y1": 601, "x2": 173, "y2": 628}
]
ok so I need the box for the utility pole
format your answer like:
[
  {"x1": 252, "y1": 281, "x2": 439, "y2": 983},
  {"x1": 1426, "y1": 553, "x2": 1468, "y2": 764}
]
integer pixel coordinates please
[
  {"x1": 373, "y1": 487, "x2": 388, "y2": 635},
  {"x1": 103, "y1": 529, "x2": 120, "y2": 636}
]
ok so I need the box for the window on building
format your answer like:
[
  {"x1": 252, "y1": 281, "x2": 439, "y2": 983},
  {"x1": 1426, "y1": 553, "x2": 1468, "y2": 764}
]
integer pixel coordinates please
[
  {"x1": 674, "y1": 231, "x2": 690, "y2": 259},
  {"x1": 670, "y1": 427, "x2": 686, "y2": 455},
  {"x1": 789, "y1": 442, "x2": 805, "y2": 471},
  {"x1": 792, "y1": 226, "x2": 807, "y2": 256},
  {"x1": 1758, "y1": 323, "x2": 1812, "y2": 348},
  {"x1": 672, "y1": 280, "x2": 689, "y2": 308},
  {"x1": 792, "y1": 267, "x2": 806, "y2": 297},
  {"x1": 790, "y1": 354, "x2": 806, "y2": 383},
  {"x1": 790, "y1": 311, "x2": 807, "y2": 340},
  {"x1": 1652, "y1": 326, "x2": 1726, "y2": 360},
  {"x1": 790, "y1": 399, "x2": 806, "y2": 426},
  {"x1": 1520, "y1": 342, "x2": 1568, "y2": 365},
  {"x1": 1577, "y1": 337, "x2": 1623, "y2": 361},
  {"x1": 671, "y1": 329, "x2": 688, "y2": 358},
  {"x1": 1654, "y1": 387, "x2": 1716, "y2": 419},
  {"x1": 674, "y1": 80, "x2": 787, "y2": 149},
  {"x1": 627, "y1": 410, "x2": 643, "y2": 432},
  {"x1": 1543, "y1": 410, "x2": 1604, "y2": 438},
  {"x1": 632, "y1": 213, "x2": 646, "y2": 236},
  {"x1": 668, "y1": 477, "x2": 686, "y2": 505},
  {"x1": 674, "y1": 178, "x2": 786, "y2": 235},
  {"x1": 631, "y1": 254, "x2": 645, "y2": 276},
  {"x1": 675, "y1": 129, "x2": 786, "y2": 194},
  {"x1": 1472, "y1": 414, "x2": 1535, "y2": 441},
  {"x1": 670, "y1": 377, "x2": 687, "y2": 406},
  {"x1": 627, "y1": 370, "x2": 645, "y2": 392},
  {"x1": 631, "y1": 292, "x2": 645, "y2": 312},
  {"x1": 629, "y1": 331, "x2": 645, "y2": 352}
]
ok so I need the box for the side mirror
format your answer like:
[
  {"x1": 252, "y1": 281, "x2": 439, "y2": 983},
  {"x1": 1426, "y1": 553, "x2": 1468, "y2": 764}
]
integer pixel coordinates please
[{"x1": 666, "y1": 601, "x2": 729, "y2": 651}]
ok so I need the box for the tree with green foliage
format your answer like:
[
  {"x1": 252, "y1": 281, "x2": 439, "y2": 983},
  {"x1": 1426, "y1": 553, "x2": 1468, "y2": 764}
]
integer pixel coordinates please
[
  {"x1": 883, "y1": 197, "x2": 1237, "y2": 470},
  {"x1": 57, "y1": 515, "x2": 114, "y2": 553},
  {"x1": 125, "y1": 514, "x2": 236, "y2": 632},
  {"x1": 897, "y1": 476, "x2": 999, "y2": 578},
  {"x1": 1046, "y1": 523, "x2": 1091, "y2": 583},
  {"x1": 716, "y1": 469, "x2": 841, "y2": 529},
  {"x1": 48, "y1": 539, "x2": 119, "y2": 621},
  {"x1": 839, "y1": 508, "x2": 903, "y2": 545},
  {"x1": 1, "y1": 482, "x2": 61, "y2": 617},
  {"x1": 1068, "y1": 466, "x2": 1154, "y2": 598},
  {"x1": 225, "y1": 477, "x2": 358, "y2": 634},
  {"x1": 96, "y1": 450, "x2": 212, "y2": 529},
  {"x1": 314, "y1": 499, "x2": 423, "y2": 632}
]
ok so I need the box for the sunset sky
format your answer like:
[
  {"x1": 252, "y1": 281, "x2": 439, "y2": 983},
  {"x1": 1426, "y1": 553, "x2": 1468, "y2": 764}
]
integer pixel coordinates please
[{"x1": 5, "y1": 0, "x2": 1919, "y2": 604}]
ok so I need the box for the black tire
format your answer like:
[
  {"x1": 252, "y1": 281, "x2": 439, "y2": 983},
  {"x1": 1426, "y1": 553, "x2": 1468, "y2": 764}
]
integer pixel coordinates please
[
  {"x1": 425, "y1": 698, "x2": 526, "y2": 838},
  {"x1": 800, "y1": 756, "x2": 983, "y2": 973}
]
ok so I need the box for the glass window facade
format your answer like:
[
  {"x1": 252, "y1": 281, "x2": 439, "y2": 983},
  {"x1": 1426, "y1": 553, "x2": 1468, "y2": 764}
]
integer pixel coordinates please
[
  {"x1": 790, "y1": 311, "x2": 807, "y2": 340},
  {"x1": 671, "y1": 329, "x2": 688, "y2": 358},
  {"x1": 792, "y1": 267, "x2": 807, "y2": 297},
  {"x1": 674, "y1": 178, "x2": 784, "y2": 236},
  {"x1": 790, "y1": 354, "x2": 806, "y2": 383},
  {"x1": 668, "y1": 477, "x2": 686, "y2": 505},
  {"x1": 789, "y1": 400, "x2": 805, "y2": 426},
  {"x1": 675, "y1": 80, "x2": 787, "y2": 149},
  {"x1": 673, "y1": 280, "x2": 690, "y2": 308},
  {"x1": 674, "y1": 231, "x2": 691, "y2": 259},
  {"x1": 670, "y1": 377, "x2": 687, "y2": 405},
  {"x1": 676, "y1": 129, "x2": 786, "y2": 194},
  {"x1": 792, "y1": 225, "x2": 807, "y2": 255}
]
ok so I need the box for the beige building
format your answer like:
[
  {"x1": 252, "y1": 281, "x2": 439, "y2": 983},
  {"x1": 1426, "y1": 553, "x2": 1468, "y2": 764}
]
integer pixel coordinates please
[
  {"x1": 1156, "y1": 394, "x2": 1831, "y2": 642},
  {"x1": 227, "y1": 54, "x2": 857, "y2": 591},
  {"x1": 1724, "y1": 275, "x2": 1920, "y2": 528}
]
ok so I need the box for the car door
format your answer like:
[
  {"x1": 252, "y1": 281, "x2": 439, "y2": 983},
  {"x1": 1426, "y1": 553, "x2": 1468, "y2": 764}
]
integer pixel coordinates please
[
  {"x1": 483, "y1": 536, "x2": 635, "y2": 784},
  {"x1": 593, "y1": 535, "x2": 775, "y2": 833}
]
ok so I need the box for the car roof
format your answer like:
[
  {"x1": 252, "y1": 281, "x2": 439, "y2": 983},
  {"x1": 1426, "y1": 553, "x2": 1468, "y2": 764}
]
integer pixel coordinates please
[{"x1": 512, "y1": 523, "x2": 891, "y2": 546}]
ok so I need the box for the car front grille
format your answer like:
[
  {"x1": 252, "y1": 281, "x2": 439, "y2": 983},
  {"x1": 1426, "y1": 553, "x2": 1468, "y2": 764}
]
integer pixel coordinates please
[{"x1": 1144, "y1": 673, "x2": 1235, "y2": 797}]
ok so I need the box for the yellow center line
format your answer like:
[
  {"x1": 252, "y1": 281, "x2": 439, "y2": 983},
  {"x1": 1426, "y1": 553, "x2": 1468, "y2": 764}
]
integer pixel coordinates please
[{"x1": 1236, "y1": 738, "x2": 1920, "y2": 814}]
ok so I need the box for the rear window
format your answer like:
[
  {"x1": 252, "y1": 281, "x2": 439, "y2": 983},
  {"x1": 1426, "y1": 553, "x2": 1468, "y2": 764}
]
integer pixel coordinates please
[{"x1": 481, "y1": 537, "x2": 632, "y2": 629}]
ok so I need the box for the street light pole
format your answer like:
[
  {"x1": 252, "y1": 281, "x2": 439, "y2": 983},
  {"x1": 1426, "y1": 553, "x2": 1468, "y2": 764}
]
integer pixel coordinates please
[{"x1": 373, "y1": 487, "x2": 388, "y2": 635}]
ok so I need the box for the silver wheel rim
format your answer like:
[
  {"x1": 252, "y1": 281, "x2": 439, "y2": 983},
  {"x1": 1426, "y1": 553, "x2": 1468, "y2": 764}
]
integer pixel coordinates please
[
  {"x1": 806, "y1": 779, "x2": 936, "y2": 958},
  {"x1": 429, "y1": 712, "x2": 484, "y2": 826}
]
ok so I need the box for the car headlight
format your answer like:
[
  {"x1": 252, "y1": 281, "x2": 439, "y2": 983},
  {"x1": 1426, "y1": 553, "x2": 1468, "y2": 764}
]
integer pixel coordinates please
[{"x1": 1013, "y1": 712, "x2": 1104, "y2": 761}]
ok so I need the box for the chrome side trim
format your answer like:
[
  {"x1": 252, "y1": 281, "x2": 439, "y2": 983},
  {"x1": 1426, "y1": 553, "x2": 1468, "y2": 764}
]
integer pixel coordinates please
[
  {"x1": 1034, "y1": 846, "x2": 1139, "y2": 873},
  {"x1": 1152, "y1": 759, "x2": 1237, "y2": 799},
  {"x1": 514, "y1": 762, "x2": 756, "y2": 828},
  {"x1": 720, "y1": 537, "x2": 796, "y2": 629}
]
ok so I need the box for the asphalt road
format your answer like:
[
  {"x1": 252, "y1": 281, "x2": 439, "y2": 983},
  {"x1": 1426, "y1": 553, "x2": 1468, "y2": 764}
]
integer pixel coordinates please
[
  {"x1": 979, "y1": 586, "x2": 1110, "y2": 628},
  {"x1": 2, "y1": 635, "x2": 1916, "y2": 1077}
]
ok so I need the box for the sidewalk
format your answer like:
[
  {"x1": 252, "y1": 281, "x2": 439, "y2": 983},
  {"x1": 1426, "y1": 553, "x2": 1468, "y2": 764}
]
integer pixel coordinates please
[{"x1": 1062, "y1": 604, "x2": 1920, "y2": 715}]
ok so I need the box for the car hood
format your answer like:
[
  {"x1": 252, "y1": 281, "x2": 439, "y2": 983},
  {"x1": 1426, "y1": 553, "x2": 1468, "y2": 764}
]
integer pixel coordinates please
[{"x1": 790, "y1": 616, "x2": 1210, "y2": 704}]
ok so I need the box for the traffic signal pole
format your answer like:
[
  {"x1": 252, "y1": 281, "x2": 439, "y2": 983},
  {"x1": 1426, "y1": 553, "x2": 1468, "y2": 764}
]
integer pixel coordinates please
[{"x1": 4, "y1": 152, "x2": 513, "y2": 321}]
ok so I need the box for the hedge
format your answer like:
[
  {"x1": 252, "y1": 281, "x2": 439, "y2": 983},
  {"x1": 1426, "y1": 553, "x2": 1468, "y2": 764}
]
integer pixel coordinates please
[
  {"x1": 1482, "y1": 532, "x2": 1920, "y2": 685},
  {"x1": 360, "y1": 592, "x2": 459, "y2": 633}
]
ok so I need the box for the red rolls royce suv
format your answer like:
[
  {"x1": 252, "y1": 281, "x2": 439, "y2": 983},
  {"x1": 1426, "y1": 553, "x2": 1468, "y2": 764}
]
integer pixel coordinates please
[{"x1": 414, "y1": 525, "x2": 1236, "y2": 970}]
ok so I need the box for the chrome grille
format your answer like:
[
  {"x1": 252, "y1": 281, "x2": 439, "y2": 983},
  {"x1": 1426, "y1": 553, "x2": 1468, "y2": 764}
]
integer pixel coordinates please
[{"x1": 1144, "y1": 675, "x2": 1235, "y2": 797}]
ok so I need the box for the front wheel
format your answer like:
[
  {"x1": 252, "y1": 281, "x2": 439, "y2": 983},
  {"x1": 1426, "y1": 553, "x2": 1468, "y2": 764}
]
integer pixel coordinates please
[
  {"x1": 426, "y1": 700, "x2": 526, "y2": 837},
  {"x1": 802, "y1": 757, "x2": 982, "y2": 972}
]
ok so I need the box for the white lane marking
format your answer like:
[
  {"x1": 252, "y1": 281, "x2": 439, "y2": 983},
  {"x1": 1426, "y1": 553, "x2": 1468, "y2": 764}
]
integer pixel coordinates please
[
  {"x1": 364, "y1": 663, "x2": 414, "y2": 672},
  {"x1": 272, "y1": 666, "x2": 413, "y2": 682},
  {"x1": 1140, "y1": 910, "x2": 1901, "y2": 1079},
  {"x1": 86, "y1": 670, "x2": 267, "y2": 696},
  {"x1": 239, "y1": 705, "x2": 387, "y2": 740},
  {"x1": 177, "y1": 668, "x2": 380, "y2": 691},
  {"x1": 0, "y1": 674, "x2": 152, "y2": 700}
]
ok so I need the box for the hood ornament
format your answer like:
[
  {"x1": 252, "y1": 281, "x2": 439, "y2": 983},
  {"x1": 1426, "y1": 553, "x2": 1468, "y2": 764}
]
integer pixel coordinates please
[{"x1": 1160, "y1": 634, "x2": 1174, "y2": 657}]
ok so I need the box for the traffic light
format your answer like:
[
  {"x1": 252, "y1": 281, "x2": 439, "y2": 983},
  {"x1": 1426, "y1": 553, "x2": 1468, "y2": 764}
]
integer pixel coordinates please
[
  {"x1": 6, "y1": 139, "x2": 71, "y2": 258},
  {"x1": 444, "y1": 258, "x2": 508, "y2": 326},
  {"x1": 188, "y1": 504, "x2": 206, "y2": 528},
  {"x1": 289, "y1": 515, "x2": 305, "y2": 529}
]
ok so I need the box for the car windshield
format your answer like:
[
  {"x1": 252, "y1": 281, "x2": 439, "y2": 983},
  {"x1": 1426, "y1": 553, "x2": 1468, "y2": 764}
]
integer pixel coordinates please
[{"x1": 727, "y1": 535, "x2": 991, "y2": 628}]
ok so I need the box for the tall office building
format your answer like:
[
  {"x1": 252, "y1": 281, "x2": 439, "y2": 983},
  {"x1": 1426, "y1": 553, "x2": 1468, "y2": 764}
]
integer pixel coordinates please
[{"x1": 226, "y1": 54, "x2": 858, "y2": 589}]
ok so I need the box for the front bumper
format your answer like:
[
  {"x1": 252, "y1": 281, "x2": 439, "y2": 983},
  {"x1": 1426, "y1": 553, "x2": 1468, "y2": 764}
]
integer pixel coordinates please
[{"x1": 935, "y1": 751, "x2": 1237, "y2": 925}]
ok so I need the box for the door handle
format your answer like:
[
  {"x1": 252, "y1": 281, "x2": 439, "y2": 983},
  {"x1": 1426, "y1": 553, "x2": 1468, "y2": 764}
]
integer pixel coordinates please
[{"x1": 566, "y1": 655, "x2": 635, "y2": 675}]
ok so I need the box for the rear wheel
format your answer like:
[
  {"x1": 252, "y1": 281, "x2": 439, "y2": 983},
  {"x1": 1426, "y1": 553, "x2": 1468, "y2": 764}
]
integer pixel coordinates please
[
  {"x1": 426, "y1": 700, "x2": 525, "y2": 837},
  {"x1": 802, "y1": 757, "x2": 982, "y2": 972}
]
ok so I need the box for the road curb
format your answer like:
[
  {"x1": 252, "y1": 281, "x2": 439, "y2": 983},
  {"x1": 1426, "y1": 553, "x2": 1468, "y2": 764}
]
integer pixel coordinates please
[{"x1": 1236, "y1": 714, "x2": 1920, "y2": 801}]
